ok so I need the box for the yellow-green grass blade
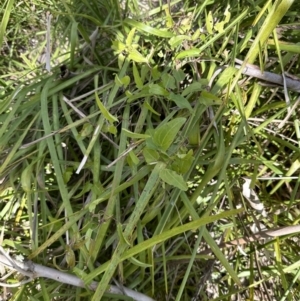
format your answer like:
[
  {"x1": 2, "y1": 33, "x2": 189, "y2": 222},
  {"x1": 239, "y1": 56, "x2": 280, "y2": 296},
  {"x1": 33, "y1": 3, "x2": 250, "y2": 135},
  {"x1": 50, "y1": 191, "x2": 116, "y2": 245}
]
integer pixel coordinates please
[{"x1": 0, "y1": 0, "x2": 15, "y2": 48}]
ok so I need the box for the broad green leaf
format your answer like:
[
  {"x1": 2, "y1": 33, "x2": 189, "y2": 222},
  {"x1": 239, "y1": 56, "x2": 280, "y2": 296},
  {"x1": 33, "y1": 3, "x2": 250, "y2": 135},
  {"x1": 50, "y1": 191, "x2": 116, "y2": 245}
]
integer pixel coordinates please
[
  {"x1": 21, "y1": 163, "x2": 33, "y2": 192},
  {"x1": 214, "y1": 5, "x2": 232, "y2": 34},
  {"x1": 121, "y1": 75, "x2": 130, "y2": 88},
  {"x1": 124, "y1": 18, "x2": 174, "y2": 38},
  {"x1": 95, "y1": 92, "x2": 118, "y2": 123},
  {"x1": 168, "y1": 93, "x2": 193, "y2": 112},
  {"x1": 126, "y1": 27, "x2": 136, "y2": 46},
  {"x1": 122, "y1": 128, "x2": 150, "y2": 139},
  {"x1": 146, "y1": 135, "x2": 159, "y2": 151},
  {"x1": 65, "y1": 246, "x2": 75, "y2": 268},
  {"x1": 161, "y1": 73, "x2": 176, "y2": 90},
  {"x1": 141, "y1": 64, "x2": 150, "y2": 82},
  {"x1": 117, "y1": 53, "x2": 126, "y2": 69},
  {"x1": 215, "y1": 21, "x2": 225, "y2": 33},
  {"x1": 127, "y1": 89, "x2": 151, "y2": 102},
  {"x1": 206, "y1": 11, "x2": 214, "y2": 34},
  {"x1": 159, "y1": 168, "x2": 188, "y2": 191},
  {"x1": 199, "y1": 91, "x2": 222, "y2": 106},
  {"x1": 126, "y1": 85, "x2": 151, "y2": 102},
  {"x1": 115, "y1": 74, "x2": 130, "y2": 88},
  {"x1": 153, "y1": 118, "x2": 186, "y2": 151},
  {"x1": 63, "y1": 167, "x2": 74, "y2": 184},
  {"x1": 188, "y1": 123, "x2": 200, "y2": 146},
  {"x1": 177, "y1": 14, "x2": 193, "y2": 33},
  {"x1": 165, "y1": 7, "x2": 174, "y2": 28},
  {"x1": 181, "y1": 82, "x2": 205, "y2": 96},
  {"x1": 168, "y1": 35, "x2": 191, "y2": 49},
  {"x1": 128, "y1": 49, "x2": 148, "y2": 63},
  {"x1": 111, "y1": 40, "x2": 126, "y2": 54},
  {"x1": 174, "y1": 47, "x2": 201, "y2": 59},
  {"x1": 102, "y1": 124, "x2": 117, "y2": 135},
  {"x1": 128, "y1": 150, "x2": 140, "y2": 166},
  {"x1": 192, "y1": 29, "x2": 201, "y2": 41},
  {"x1": 115, "y1": 74, "x2": 124, "y2": 86},
  {"x1": 146, "y1": 46, "x2": 155, "y2": 62},
  {"x1": 210, "y1": 66, "x2": 236, "y2": 95},
  {"x1": 224, "y1": 4, "x2": 231, "y2": 23},
  {"x1": 125, "y1": 90, "x2": 133, "y2": 97},
  {"x1": 78, "y1": 123, "x2": 93, "y2": 139},
  {"x1": 171, "y1": 150, "x2": 194, "y2": 174},
  {"x1": 143, "y1": 147, "x2": 160, "y2": 164},
  {"x1": 172, "y1": 69, "x2": 186, "y2": 84},
  {"x1": 133, "y1": 62, "x2": 143, "y2": 89},
  {"x1": 151, "y1": 65, "x2": 161, "y2": 80},
  {"x1": 149, "y1": 83, "x2": 169, "y2": 96}
]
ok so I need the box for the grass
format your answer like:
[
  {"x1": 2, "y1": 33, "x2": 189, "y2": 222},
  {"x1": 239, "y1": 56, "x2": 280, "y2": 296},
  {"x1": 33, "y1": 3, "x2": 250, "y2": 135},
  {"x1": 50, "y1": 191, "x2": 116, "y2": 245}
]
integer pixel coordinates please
[{"x1": 0, "y1": 0, "x2": 300, "y2": 300}]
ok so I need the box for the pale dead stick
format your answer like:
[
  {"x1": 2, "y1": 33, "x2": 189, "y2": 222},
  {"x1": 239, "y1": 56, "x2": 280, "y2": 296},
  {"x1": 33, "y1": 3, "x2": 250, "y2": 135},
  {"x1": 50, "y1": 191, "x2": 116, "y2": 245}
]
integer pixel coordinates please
[
  {"x1": 234, "y1": 59, "x2": 300, "y2": 128},
  {"x1": 234, "y1": 58, "x2": 300, "y2": 92},
  {"x1": 0, "y1": 249, "x2": 154, "y2": 301}
]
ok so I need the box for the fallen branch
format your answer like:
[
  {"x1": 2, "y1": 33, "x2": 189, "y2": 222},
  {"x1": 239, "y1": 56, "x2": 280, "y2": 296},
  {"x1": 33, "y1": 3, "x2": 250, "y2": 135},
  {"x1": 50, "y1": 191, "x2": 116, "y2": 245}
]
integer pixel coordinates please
[
  {"x1": 235, "y1": 58, "x2": 300, "y2": 92},
  {"x1": 0, "y1": 249, "x2": 155, "y2": 301}
]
